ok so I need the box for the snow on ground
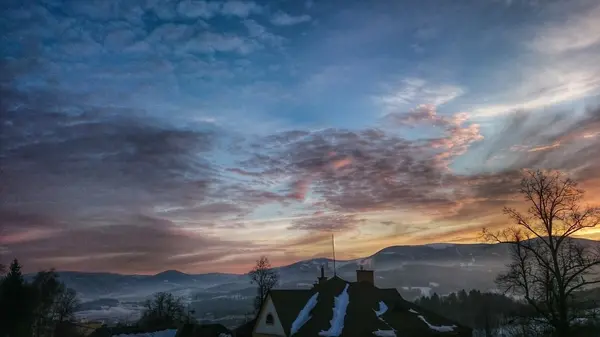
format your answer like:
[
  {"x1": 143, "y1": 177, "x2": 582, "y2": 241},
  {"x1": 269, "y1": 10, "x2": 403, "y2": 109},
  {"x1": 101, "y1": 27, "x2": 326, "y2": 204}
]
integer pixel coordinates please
[
  {"x1": 417, "y1": 315, "x2": 457, "y2": 332},
  {"x1": 291, "y1": 292, "x2": 320, "y2": 335},
  {"x1": 217, "y1": 334, "x2": 231, "y2": 337},
  {"x1": 407, "y1": 308, "x2": 456, "y2": 332},
  {"x1": 318, "y1": 284, "x2": 350, "y2": 337},
  {"x1": 372, "y1": 329, "x2": 396, "y2": 336},
  {"x1": 373, "y1": 301, "x2": 388, "y2": 317},
  {"x1": 76, "y1": 306, "x2": 142, "y2": 322},
  {"x1": 112, "y1": 329, "x2": 177, "y2": 337}
]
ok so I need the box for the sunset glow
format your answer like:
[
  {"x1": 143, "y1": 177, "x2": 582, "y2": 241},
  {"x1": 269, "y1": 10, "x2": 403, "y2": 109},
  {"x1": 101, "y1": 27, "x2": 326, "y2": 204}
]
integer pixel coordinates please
[{"x1": 1, "y1": 0, "x2": 600, "y2": 275}]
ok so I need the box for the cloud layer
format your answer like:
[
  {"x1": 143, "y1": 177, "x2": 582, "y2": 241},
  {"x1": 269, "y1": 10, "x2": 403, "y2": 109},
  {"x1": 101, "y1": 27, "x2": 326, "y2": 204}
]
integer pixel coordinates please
[{"x1": 1, "y1": 0, "x2": 600, "y2": 274}]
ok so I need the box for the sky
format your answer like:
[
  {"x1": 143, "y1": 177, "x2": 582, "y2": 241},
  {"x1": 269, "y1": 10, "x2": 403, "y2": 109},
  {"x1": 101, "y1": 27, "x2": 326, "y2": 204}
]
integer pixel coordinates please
[{"x1": 1, "y1": 0, "x2": 600, "y2": 275}]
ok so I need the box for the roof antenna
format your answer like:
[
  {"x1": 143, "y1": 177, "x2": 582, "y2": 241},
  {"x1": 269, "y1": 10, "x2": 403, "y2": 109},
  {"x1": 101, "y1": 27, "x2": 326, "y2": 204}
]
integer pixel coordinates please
[{"x1": 332, "y1": 233, "x2": 337, "y2": 277}]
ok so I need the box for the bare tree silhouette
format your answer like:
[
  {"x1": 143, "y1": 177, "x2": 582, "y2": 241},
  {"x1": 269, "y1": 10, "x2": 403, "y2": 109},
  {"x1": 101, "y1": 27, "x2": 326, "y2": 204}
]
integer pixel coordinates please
[
  {"x1": 249, "y1": 256, "x2": 279, "y2": 313},
  {"x1": 483, "y1": 169, "x2": 600, "y2": 337}
]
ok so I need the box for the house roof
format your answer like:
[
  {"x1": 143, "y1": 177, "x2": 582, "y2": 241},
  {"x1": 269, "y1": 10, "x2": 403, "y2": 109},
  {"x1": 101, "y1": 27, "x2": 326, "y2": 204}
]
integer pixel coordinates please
[
  {"x1": 234, "y1": 319, "x2": 256, "y2": 337},
  {"x1": 266, "y1": 276, "x2": 471, "y2": 337},
  {"x1": 174, "y1": 323, "x2": 230, "y2": 337}
]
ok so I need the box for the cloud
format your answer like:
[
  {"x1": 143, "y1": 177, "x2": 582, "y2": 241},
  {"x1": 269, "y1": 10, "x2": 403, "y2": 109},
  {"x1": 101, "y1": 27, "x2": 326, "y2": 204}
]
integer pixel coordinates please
[
  {"x1": 528, "y1": 3, "x2": 600, "y2": 54},
  {"x1": 243, "y1": 19, "x2": 286, "y2": 47},
  {"x1": 175, "y1": 0, "x2": 262, "y2": 19},
  {"x1": 176, "y1": 0, "x2": 223, "y2": 19},
  {"x1": 472, "y1": 1, "x2": 600, "y2": 118},
  {"x1": 289, "y1": 214, "x2": 365, "y2": 232},
  {"x1": 377, "y1": 78, "x2": 465, "y2": 108},
  {"x1": 270, "y1": 11, "x2": 311, "y2": 26},
  {"x1": 228, "y1": 103, "x2": 600, "y2": 247},
  {"x1": 184, "y1": 32, "x2": 258, "y2": 54},
  {"x1": 5, "y1": 214, "x2": 259, "y2": 273},
  {"x1": 385, "y1": 105, "x2": 484, "y2": 168},
  {"x1": 0, "y1": 56, "x2": 278, "y2": 272},
  {"x1": 1, "y1": 108, "x2": 216, "y2": 214},
  {"x1": 221, "y1": 1, "x2": 262, "y2": 17},
  {"x1": 4, "y1": 0, "x2": 600, "y2": 274},
  {"x1": 472, "y1": 65, "x2": 600, "y2": 117},
  {"x1": 479, "y1": 105, "x2": 600, "y2": 177},
  {"x1": 385, "y1": 104, "x2": 456, "y2": 127},
  {"x1": 232, "y1": 106, "x2": 483, "y2": 215},
  {"x1": 0, "y1": 227, "x2": 60, "y2": 245}
]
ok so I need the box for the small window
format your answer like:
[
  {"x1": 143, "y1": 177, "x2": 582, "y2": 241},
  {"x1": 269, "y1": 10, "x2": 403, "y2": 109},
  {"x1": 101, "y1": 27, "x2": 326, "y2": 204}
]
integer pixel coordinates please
[{"x1": 266, "y1": 313, "x2": 274, "y2": 325}]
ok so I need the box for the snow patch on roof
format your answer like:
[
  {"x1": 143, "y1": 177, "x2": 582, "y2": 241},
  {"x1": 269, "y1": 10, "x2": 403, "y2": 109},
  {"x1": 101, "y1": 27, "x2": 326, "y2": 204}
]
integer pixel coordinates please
[
  {"x1": 373, "y1": 301, "x2": 388, "y2": 317},
  {"x1": 112, "y1": 329, "x2": 177, "y2": 337},
  {"x1": 417, "y1": 315, "x2": 457, "y2": 332},
  {"x1": 372, "y1": 329, "x2": 396, "y2": 336},
  {"x1": 290, "y1": 292, "x2": 319, "y2": 336},
  {"x1": 218, "y1": 334, "x2": 231, "y2": 337},
  {"x1": 409, "y1": 309, "x2": 419, "y2": 314},
  {"x1": 318, "y1": 284, "x2": 350, "y2": 337}
]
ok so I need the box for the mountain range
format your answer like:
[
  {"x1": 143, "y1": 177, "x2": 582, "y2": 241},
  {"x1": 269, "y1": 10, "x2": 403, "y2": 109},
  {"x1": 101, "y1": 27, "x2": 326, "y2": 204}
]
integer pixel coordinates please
[{"x1": 54, "y1": 239, "x2": 598, "y2": 327}]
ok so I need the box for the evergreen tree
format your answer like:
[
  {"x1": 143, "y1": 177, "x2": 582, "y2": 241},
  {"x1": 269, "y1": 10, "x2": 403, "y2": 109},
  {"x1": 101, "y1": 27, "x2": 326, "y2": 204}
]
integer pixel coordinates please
[
  {"x1": 415, "y1": 289, "x2": 529, "y2": 333},
  {"x1": 0, "y1": 260, "x2": 82, "y2": 337},
  {"x1": 0, "y1": 259, "x2": 35, "y2": 337},
  {"x1": 458, "y1": 289, "x2": 468, "y2": 304}
]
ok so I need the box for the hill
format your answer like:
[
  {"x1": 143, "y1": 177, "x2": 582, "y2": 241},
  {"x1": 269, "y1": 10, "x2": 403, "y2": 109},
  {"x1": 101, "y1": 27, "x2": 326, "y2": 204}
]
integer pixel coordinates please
[{"x1": 54, "y1": 239, "x2": 599, "y2": 327}]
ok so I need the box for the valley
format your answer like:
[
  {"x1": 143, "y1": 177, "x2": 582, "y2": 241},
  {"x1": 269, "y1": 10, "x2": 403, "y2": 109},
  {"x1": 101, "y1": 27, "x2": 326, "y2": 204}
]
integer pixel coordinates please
[{"x1": 57, "y1": 241, "x2": 518, "y2": 327}]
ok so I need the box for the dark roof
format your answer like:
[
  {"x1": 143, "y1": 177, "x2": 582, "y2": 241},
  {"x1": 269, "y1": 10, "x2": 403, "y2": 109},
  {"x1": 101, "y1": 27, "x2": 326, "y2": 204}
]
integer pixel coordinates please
[
  {"x1": 234, "y1": 319, "x2": 256, "y2": 337},
  {"x1": 269, "y1": 289, "x2": 314, "y2": 335},
  {"x1": 267, "y1": 276, "x2": 471, "y2": 337},
  {"x1": 175, "y1": 323, "x2": 230, "y2": 337}
]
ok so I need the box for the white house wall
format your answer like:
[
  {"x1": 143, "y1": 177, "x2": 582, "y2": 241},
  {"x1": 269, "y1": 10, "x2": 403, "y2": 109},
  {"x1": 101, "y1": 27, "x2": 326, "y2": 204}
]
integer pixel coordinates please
[{"x1": 253, "y1": 295, "x2": 286, "y2": 337}]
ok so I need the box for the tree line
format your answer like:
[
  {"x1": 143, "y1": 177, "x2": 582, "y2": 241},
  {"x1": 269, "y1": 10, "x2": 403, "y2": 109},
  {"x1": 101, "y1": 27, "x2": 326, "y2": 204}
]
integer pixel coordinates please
[
  {"x1": 0, "y1": 259, "x2": 80, "y2": 337},
  {"x1": 88, "y1": 291, "x2": 195, "y2": 337},
  {"x1": 0, "y1": 254, "x2": 280, "y2": 337},
  {"x1": 415, "y1": 289, "x2": 532, "y2": 335},
  {"x1": 416, "y1": 170, "x2": 600, "y2": 337}
]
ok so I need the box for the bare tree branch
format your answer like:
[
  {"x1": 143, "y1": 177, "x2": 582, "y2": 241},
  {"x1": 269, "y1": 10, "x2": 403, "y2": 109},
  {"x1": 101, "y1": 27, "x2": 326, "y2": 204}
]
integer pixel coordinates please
[
  {"x1": 249, "y1": 256, "x2": 279, "y2": 313},
  {"x1": 482, "y1": 169, "x2": 600, "y2": 337}
]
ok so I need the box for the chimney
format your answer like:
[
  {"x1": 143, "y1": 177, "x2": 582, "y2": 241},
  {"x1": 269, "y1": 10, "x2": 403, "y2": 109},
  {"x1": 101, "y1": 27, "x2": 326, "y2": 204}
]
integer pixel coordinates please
[
  {"x1": 356, "y1": 266, "x2": 374, "y2": 285},
  {"x1": 318, "y1": 265, "x2": 327, "y2": 285}
]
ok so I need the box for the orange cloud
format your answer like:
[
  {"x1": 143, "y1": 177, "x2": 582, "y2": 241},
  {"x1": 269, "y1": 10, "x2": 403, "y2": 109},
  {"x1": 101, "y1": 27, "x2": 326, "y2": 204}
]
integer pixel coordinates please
[
  {"x1": 290, "y1": 178, "x2": 312, "y2": 200},
  {"x1": 0, "y1": 228, "x2": 60, "y2": 245},
  {"x1": 528, "y1": 142, "x2": 561, "y2": 152},
  {"x1": 331, "y1": 157, "x2": 352, "y2": 170}
]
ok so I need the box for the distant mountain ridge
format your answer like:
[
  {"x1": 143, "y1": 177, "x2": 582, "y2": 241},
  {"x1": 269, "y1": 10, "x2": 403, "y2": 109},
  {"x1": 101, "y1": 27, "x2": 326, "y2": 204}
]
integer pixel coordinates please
[
  {"x1": 42, "y1": 239, "x2": 599, "y2": 303},
  {"x1": 59, "y1": 239, "x2": 600, "y2": 326}
]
